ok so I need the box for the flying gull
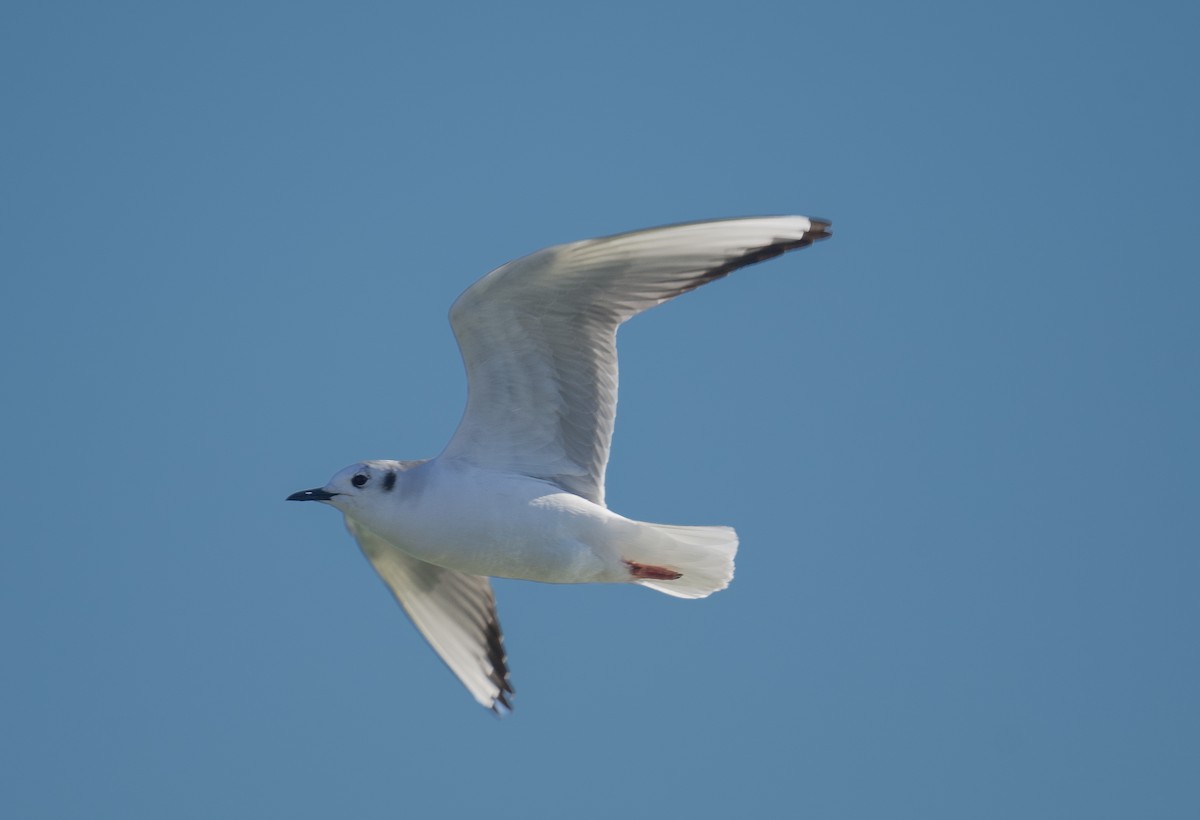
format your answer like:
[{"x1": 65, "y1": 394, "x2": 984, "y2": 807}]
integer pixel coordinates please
[{"x1": 289, "y1": 215, "x2": 832, "y2": 712}]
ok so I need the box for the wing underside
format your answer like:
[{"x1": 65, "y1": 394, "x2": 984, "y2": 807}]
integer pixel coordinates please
[
  {"x1": 346, "y1": 519, "x2": 514, "y2": 713},
  {"x1": 440, "y1": 215, "x2": 831, "y2": 505}
]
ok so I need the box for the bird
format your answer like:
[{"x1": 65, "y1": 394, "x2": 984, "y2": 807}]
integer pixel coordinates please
[{"x1": 288, "y1": 215, "x2": 832, "y2": 713}]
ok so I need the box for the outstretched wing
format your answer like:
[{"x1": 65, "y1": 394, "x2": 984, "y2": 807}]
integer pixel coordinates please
[
  {"x1": 440, "y1": 215, "x2": 831, "y2": 505},
  {"x1": 346, "y1": 519, "x2": 514, "y2": 713}
]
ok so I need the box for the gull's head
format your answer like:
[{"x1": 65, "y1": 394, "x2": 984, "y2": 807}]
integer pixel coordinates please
[{"x1": 287, "y1": 461, "x2": 402, "y2": 512}]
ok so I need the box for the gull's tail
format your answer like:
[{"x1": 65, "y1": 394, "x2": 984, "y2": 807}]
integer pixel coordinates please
[{"x1": 623, "y1": 522, "x2": 738, "y2": 599}]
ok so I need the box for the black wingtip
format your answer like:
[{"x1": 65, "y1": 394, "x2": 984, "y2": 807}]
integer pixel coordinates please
[
  {"x1": 488, "y1": 682, "x2": 515, "y2": 717},
  {"x1": 792, "y1": 216, "x2": 830, "y2": 248},
  {"x1": 483, "y1": 611, "x2": 515, "y2": 716}
]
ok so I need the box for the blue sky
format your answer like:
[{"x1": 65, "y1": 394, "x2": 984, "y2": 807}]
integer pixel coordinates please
[{"x1": 2, "y1": 1, "x2": 1197, "y2": 817}]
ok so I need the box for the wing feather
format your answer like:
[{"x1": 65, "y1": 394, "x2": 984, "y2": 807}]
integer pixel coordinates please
[
  {"x1": 441, "y1": 215, "x2": 831, "y2": 505},
  {"x1": 347, "y1": 520, "x2": 514, "y2": 713}
]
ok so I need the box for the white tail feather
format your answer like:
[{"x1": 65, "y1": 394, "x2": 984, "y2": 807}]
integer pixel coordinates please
[{"x1": 626, "y1": 523, "x2": 738, "y2": 599}]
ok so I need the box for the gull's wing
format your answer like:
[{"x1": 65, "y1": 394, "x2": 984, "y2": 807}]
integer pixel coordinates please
[
  {"x1": 440, "y1": 215, "x2": 832, "y2": 505},
  {"x1": 346, "y1": 519, "x2": 514, "y2": 713}
]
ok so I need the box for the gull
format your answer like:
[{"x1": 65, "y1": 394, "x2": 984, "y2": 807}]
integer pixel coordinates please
[{"x1": 288, "y1": 215, "x2": 832, "y2": 713}]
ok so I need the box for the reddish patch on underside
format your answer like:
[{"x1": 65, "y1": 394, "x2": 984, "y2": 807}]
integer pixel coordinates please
[{"x1": 624, "y1": 560, "x2": 683, "y2": 581}]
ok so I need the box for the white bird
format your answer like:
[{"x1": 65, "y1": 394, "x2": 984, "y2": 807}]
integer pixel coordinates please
[{"x1": 288, "y1": 216, "x2": 832, "y2": 713}]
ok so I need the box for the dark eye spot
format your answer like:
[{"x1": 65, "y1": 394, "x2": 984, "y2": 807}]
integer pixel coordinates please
[{"x1": 352, "y1": 474, "x2": 368, "y2": 488}]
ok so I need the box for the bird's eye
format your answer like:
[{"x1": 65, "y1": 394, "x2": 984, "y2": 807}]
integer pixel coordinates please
[{"x1": 352, "y1": 474, "x2": 369, "y2": 488}]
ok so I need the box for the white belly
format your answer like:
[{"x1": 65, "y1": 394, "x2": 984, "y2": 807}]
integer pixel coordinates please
[{"x1": 346, "y1": 460, "x2": 634, "y2": 583}]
